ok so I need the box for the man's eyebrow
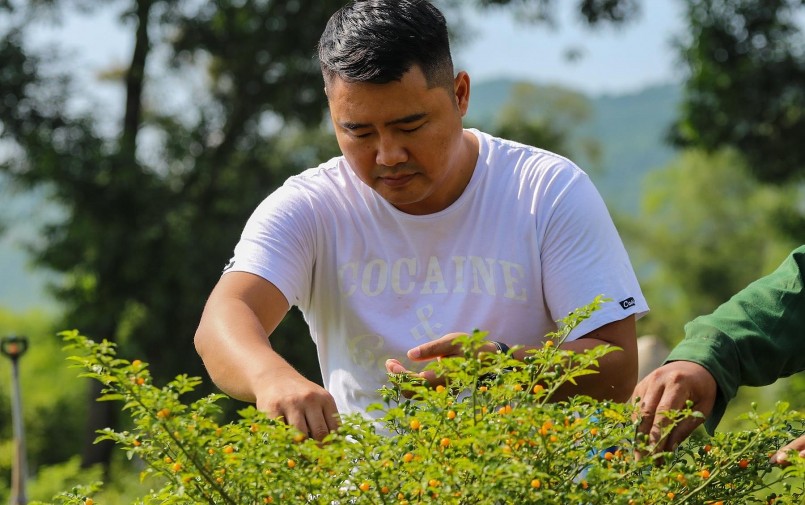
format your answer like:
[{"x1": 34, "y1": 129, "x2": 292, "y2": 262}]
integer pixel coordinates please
[{"x1": 339, "y1": 113, "x2": 427, "y2": 131}]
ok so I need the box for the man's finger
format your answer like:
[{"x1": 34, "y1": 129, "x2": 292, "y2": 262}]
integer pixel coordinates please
[
  {"x1": 306, "y1": 412, "x2": 331, "y2": 442},
  {"x1": 771, "y1": 434, "x2": 805, "y2": 466},
  {"x1": 665, "y1": 415, "x2": 704, "y2": 452},
  {"x1": 325, "y1": 403, "x2": 341, "y2": 433},
  {"x1": 386, "y1": 359, "x2": 435, "y2": 382},
  {"x1": 633, "y1": 388, "x2": 678, "y2": 462},
  {"x1": 419, "y1": 369, "x2": 444, "y2": 387},
  {"x1": 407, "y1": 332, "x2": 466, "y2": 360},
  {"x1": 385, "y1": 359, "x2": 428, "y2": 398},
  {"x1": 408, "y1": 341, "x2": 449, "y2": 360},
  {"x1": 283, "y1": 410, "x2": 310, "y2": 440},
  {"x1": 647, "y1": 409, "x2": 672, "y2": 451},
  {"x1": 634, "y1": 386, "x2": 665, "y2": 439},
  {"x1": 385, "y1": 358, "x2": 409, "y2": 374}
]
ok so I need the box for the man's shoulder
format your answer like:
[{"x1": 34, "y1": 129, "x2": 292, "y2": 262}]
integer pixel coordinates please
[
  {"x1": 289, "y1": 156, "x2": 349, "y2": 182},
  {"x1": 471, "y1": 130, "x2": 587, "y2": 196},
  {"x1": 281, "y1": 156, "x2": 361, "y2": 194},
  {"x1": 474, "y1": 129, "x2": 583, "y2": 174},
  {"x1": 256, "y1": 156, "x2": 358, "y2": 213}
]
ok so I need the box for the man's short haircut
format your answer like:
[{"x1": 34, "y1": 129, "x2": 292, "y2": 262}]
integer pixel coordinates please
[{"x1": 318, "y1": 0, "x2": 455, "y2": 89}]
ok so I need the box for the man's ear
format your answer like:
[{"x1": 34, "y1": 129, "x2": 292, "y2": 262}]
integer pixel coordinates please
[{"x1": 454, "y1": 71, "x2": 470, "y2": 116}]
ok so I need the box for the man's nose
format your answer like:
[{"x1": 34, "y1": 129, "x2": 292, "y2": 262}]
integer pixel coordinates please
[{"x1": 375, "y1": 135, "x2": 408, "y2": 167}]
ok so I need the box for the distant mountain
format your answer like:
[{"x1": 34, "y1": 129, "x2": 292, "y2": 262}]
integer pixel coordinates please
[
  {"x1": 467, "y1": 78, "x2": 682, "y2": 213},
  {"x1": 0, "y1": 80, "x2": 682, "y2": 312},
  {"x1": 583, "y1": 84, "x2": 681, "y2": 212}
]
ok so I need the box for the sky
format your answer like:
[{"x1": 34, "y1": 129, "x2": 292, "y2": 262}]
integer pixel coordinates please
[
  {"x1": 451, "y1": 2, "x2": 687, "y2": 95},
  {"x1": 28, "y1": 1, "x2": 687, "y2": 99}
]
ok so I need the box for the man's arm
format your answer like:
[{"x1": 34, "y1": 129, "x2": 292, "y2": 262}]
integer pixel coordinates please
[
  {"x1": 665, "y1": 245, "x2": 805, "y2": 432},
  {"x1": 631, "y1": 245, "x2": 805, "y2": 456},
  {"x1": 553, "y1": 314, "x2": 637, "y2": 402},
  {"x1": 194, "y1": 272, "x2": 339, "y2": 440},
  {"x1": 631, "y1": 358, "x2": 805, "y2": 466},
  {"x1": 386, "y1": 314, "x2": 637, "y2": 402}
]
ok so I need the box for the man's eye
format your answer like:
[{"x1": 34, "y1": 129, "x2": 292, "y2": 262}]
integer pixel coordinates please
[{"x1": 401, "y1": 125, "x2": 423, "y2": 133}]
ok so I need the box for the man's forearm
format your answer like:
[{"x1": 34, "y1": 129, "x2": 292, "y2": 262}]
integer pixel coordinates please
[
  {"x1": 504, "y1": 336, "x2": 636, "y2": 402},
  {"x1": 194, "y1": 298, "x2": 293, "y2": 402},
  {"x1": 555, "y1": 337, "x2": 637, "y2": 402}
]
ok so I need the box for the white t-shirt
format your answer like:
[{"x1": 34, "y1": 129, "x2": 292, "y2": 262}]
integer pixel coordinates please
[{"x1": 227, "y1": 129, "x2": 649, "y2": 416}]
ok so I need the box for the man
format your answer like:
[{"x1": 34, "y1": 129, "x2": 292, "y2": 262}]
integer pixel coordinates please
[
  {"x1": 194, "y1": 0, "x2": 648, "y2": 441},
  {"x1": 633, "y1": 245, "x2": 805, "y2": 464}
]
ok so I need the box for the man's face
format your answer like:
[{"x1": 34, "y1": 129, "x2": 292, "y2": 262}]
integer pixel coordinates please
[{"x1": 326, "y1": 66, "x2": 475, "y2": 215}]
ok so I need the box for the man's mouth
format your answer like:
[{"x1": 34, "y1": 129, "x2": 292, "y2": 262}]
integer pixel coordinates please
[{"x1": 379, "y1": 173, "x2": 416, "y2": 187}]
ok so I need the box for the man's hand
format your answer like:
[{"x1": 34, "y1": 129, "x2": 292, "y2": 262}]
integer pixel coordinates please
[
  {"x1": 385, "y1": 332, "x2": 497, "y2": 388},
  {"x1": 254, "y1": 370, "x2": 340, "y2": 442},
  {"x1": 634, "y1": 360, "x2": 805, "y2": 467},
  {"x1": 631, "y1": 360, "x2": 717, "y2": 456},
  {"x1": 771, "y1": 434, "x2": 805, "y2": 466}
]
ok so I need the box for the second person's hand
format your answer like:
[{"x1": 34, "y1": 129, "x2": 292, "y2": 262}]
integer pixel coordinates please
[{"x1": 631, "y1": 360, "x2": 717, "y2": 457}]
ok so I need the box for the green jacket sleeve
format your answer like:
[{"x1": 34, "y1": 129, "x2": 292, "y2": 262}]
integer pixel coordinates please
[{"x1": 665, "y1": 245, "x2": 805, "y2": 433}]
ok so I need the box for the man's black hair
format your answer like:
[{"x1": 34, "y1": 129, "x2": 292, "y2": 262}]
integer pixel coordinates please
[{"x1": 318, "y1": 0, "x2": 455, "y2": 89}]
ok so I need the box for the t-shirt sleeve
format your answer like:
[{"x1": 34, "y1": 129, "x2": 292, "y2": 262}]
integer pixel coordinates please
[
  {"x1": 666, "y1": 245, "x2": 805, "y2": 433},
  {"x1": 224, "y1": 183, "x2": 317, "y2": 309},
  {"x1": 539, "y1": 170, "x2": 649, "y2": 341}
]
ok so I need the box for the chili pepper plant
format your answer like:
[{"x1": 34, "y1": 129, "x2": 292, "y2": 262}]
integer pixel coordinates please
[{"x1": 35, "y1": 297, "x2": 805, "y2": 504}]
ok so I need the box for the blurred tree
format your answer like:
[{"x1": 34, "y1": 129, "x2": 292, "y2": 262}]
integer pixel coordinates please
[
  {"x1": 620, "y1": 148, "x2": 800, "y2": 341},
  {"x1": 672, "y1": 0, "x2": 805, "y2": 183},
  {"x1": 0, "y1": 0, "x2": 343, "y2": 468},
  {"x1": 445, "y1": 0, "x2": 640, "y2": 26},
  {"x1": 644, "y1": 0, "x2": 805, "y2": 340}
]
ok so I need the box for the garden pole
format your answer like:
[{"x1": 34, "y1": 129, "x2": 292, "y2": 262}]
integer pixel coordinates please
[{"x1": 1, "y1": 335, "x2": 29, "y2": 505}]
